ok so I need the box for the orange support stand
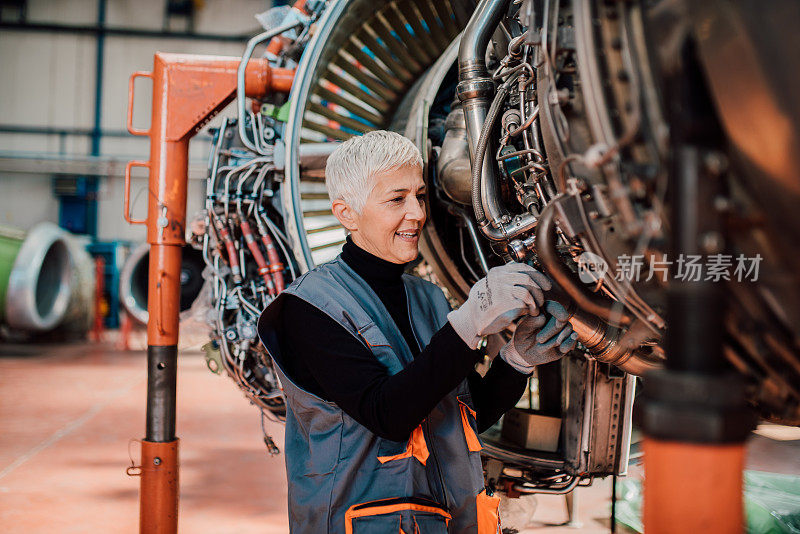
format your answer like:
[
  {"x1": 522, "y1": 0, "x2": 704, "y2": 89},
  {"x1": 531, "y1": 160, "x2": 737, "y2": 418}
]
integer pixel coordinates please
[
  {"x1": 638, "y1": 139, "x2": 754, "y2": 532},
  {"x1": 643, "y1": 439, "x2": 746, "y2": 533},
  {"x1": 125, "y1": 53, "x2": 293, "y2": 534}
]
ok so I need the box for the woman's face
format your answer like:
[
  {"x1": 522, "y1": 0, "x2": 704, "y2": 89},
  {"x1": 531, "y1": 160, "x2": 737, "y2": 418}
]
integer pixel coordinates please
[{"x1": 335, "y1": 165, "x2": 427, "y2": 264}]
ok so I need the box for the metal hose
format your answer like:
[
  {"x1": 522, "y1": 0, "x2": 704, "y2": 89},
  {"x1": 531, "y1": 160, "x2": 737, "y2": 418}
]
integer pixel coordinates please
[{"x1": 471, "y1": 84, "x2": 510, "y2": 224}]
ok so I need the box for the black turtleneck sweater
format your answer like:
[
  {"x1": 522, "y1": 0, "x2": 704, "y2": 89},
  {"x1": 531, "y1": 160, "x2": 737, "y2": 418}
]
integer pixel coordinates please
[{"x1": 278, "y1": 237, "x2": 529, "y2": 442}]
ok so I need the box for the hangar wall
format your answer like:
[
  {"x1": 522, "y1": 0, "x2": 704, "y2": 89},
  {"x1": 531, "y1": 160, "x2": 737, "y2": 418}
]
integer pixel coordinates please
[{"x1": 0, "y1": 0, "x2": 271, "y2": 241}]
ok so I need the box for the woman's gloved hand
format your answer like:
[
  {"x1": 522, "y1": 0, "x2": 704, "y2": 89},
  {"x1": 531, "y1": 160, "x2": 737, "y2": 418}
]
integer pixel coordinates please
[
  {"x1": 499, "y1": 301, "x2": 578, "y2": 374},
  {"x1": 448, "y1": 262, "x2": 552, "y2": 348}
]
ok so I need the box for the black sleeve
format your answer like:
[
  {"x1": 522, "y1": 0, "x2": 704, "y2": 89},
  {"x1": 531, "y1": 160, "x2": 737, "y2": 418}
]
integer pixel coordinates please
[
  {"x1": 468, "y1": 357, "x2": 530, "y2": 433},
  {"x1": 281, "y1": 295, "x2": 483, "y2": 442}
]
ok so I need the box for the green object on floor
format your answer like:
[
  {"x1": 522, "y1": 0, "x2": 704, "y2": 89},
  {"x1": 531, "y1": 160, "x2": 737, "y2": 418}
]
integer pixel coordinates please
[
  {"x1": 0, "y1": 225, "x2": 25, "y2": 322},
  {"x1": 614, "y1": 471, "x2": 800, "y2": 533},
  {"x1": 745, "y1": 471, "x2": 800, "y2": 533},
  {"x1": 614, "y1": 478, "x2": 643, "y2": 533}
]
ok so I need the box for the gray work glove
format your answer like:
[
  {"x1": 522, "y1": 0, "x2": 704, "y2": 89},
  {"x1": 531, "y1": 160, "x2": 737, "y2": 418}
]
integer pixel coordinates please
[
  {"x1": 500, "y1": 301, "x2": 579, "y2": 374},
  {"x1": 448, "y1": 263, "x2": 552, "y2": 349}
]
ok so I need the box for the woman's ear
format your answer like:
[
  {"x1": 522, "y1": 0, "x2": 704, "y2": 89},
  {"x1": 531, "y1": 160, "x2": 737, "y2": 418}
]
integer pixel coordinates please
[{"x1": 332, "y1": 198, "x2": 359, "y2": 232}]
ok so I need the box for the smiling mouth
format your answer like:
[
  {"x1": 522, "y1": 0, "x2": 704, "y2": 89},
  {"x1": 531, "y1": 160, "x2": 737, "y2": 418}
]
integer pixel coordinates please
[{"x1": 395, "y1": 230, "x2": 419, "y2": 240}]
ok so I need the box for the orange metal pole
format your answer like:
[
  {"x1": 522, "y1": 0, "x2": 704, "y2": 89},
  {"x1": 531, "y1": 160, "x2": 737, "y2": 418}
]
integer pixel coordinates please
[
  {"x1": 639, "y1": 137, "x2": 754, "y2": 532},
  {"x1": 126, "y1": 52, "x2": 293, "y2": 534},
  {"x1": 644, "y1": 439, "x2": 745, "y2": 534},
  {"x1": 139, "y1": 440, "x2": 180, "y2": 531}
]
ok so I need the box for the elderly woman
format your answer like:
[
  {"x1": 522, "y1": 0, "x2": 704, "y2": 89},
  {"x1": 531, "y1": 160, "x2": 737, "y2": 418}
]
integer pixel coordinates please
[{"x1": 258, "y1": 131, "x2": 576, "y2": 533}]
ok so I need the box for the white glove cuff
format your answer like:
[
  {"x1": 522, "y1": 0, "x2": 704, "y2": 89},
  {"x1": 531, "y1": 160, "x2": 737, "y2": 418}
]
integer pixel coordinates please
[
  {"x1": 499, "y1": 343, "x2": 535, "y2": 375},
  {"x1": 447, "y1": 308, "x2": 482, "y2": 349}
]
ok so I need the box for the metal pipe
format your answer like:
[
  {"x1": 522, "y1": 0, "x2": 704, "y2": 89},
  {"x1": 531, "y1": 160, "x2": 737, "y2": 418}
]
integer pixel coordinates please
[
  {"x1": 0, "y1": 20, "x2": 256, "y2": 41},
  {"x1": 536, "y1": 201, "x2": 632, "y2": 327},
  {"x1": 458, "y1": 0, "x2": 508, "y2": 81},
  {"x1": 0, "y1": 124, "x2": 132, "y2": 137},
  {"x1": 513, "y1": 475, "x2": 580, "y2": 495},
  {"x1": 237, "y1": 20, "x2": 304, "y2": 154},
  {"x1": 570, "y1": 312, "x2": 664, "y2": 375},
  {"x1": 551, "y1": 292, "x2": 663, "y2": 375},
  {"x1": 458, "y1": 0, "x2": 540, "y2": 242},
  {"x1": 91, "y1": 0, "x2": 107, "y2": 157},
  {"x1": 145, "y1": 346, "x2": 178, "y2": 441},
  {"x1": 465, "y1": 81, "x2": 539, "y2": 241},
  {"x1": 463, "y1": 216, "x2": 490, "y2": 275}
]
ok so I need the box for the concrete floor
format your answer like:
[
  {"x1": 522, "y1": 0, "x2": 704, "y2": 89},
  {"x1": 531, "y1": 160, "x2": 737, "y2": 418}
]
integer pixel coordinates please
[
  {"x1": 0, "y1": 339, "x2": 287, "y2": 534},
  {"x1": 1, "y1": 337, "x2": 798, "y2": 533}
]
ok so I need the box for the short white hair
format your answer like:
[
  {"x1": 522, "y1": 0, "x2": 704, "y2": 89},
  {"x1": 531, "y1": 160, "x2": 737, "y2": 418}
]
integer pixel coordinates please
[{"x1": 325, "y1": 130, "x2": 423, "y2": 213}]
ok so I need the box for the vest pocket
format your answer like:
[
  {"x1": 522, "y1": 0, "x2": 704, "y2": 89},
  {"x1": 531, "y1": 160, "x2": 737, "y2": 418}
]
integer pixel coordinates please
[
  {"x1": 351, "y1": 514, "x2": 401, "y2": 533},
  {"x1": 457, "y1": 397, "x2": 483, "y2": 452},
  {"x1": 413, "y1": 514, "x2": 449, "y2": 533},
  {"x1": 352, "y1": 320, "x2": 392, "y2": 349},
  {"x1": 345, "y1": 497, "x2": 450, "y2": 534},
  {"x1": 377, "y1": 425, "x2": 429, "y2": 465},
  {"x1": 476, "y1": 489, "x2": 502, "y2": 534}
]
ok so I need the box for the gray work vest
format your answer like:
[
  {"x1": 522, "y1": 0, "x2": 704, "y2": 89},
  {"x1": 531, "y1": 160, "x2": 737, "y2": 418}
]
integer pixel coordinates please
[{"x1": 257, "y1": 256, "x2": 500, "y2": 533}]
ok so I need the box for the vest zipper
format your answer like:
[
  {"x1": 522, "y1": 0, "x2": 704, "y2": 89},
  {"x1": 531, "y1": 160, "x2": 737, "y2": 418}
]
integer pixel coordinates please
[{"x1": 404, "y1": 284, "x2": 450, "y2": 511}]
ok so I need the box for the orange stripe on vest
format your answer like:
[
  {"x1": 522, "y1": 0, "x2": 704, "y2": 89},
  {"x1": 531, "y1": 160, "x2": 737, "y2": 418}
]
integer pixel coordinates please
[
  {"x1": 458, "y1": 400, "x2": 483, "y2": 452},
  {"x1": 377, "y1": 425, "x2": 429, "y2": 465}
]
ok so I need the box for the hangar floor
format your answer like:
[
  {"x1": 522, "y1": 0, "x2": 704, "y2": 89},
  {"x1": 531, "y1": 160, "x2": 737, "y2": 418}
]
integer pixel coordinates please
[{"x1": 1, "y1": 337, "x2": 798, "y2": 533}]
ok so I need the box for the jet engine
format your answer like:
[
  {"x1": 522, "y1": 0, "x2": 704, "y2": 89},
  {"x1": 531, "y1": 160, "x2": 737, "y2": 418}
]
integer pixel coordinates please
[{"x1": 192, "y1": 0, "x2": 800, "y2": 492}]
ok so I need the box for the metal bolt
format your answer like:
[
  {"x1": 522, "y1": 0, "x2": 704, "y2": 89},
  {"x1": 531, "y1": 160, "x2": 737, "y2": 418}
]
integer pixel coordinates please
[{"x1": 153, "y1": 457, "x2": 162, "y2": 466}]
